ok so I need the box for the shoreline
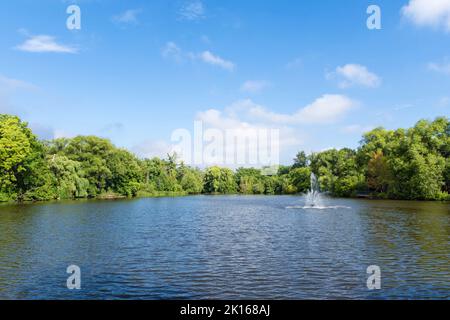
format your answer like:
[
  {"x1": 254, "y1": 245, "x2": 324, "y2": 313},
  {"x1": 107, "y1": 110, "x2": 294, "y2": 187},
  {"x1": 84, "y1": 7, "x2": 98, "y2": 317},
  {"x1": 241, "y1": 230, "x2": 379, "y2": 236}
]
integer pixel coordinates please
[{"x1": 1, "y1": 193, "x2": 449, "y2": 206}]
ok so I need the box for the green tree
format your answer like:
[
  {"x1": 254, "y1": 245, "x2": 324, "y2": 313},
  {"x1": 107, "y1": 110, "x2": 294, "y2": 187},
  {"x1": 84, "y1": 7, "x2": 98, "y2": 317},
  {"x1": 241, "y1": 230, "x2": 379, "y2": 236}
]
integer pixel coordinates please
[
  {"x1": 292, "y1": 151, "x2": 308, "y2": 168},
  {"x1": 57, "y1": 136, "x2": 114, "y2": 196},
  {"x1": 47, "y1": 154, "x2": 89, "y2": 199},
  {"x1": 203, "y1": 167, "x2": 236, "y2": 194},
  {"x1": 0, "y1": 115, "x2": 34, "y2": 200},
  {"x1": 289, "y1": 167, "x2": 311, "y2": 193},
  {"x1": 107, "y1": 149, "x2": 143, "y2": 197},
  {"x1": 0, "y1": 115, "x2": 54, "y2": 201},
  {"x1": 142, "y1": 157, "x2": 182, "y2": 192},
  {"x1": 179, "y1": 168, "x2": 203, "y2": 194},
  {"x1": 367, "y1": 150, "x2": 391, "y2": 193}
]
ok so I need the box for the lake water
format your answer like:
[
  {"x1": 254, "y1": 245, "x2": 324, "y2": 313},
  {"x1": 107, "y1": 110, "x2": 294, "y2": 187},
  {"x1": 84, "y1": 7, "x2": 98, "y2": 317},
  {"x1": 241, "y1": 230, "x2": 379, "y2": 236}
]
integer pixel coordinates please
[{"x1": 0, "y1": 196, "x2": 448, "y2": 299}]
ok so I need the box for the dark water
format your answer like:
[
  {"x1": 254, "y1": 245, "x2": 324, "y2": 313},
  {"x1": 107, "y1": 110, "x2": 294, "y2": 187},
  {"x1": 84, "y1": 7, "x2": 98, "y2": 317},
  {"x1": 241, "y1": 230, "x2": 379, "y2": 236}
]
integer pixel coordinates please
[{"x1": 0, "y1": 196, "x2": 448, "y2": 300}]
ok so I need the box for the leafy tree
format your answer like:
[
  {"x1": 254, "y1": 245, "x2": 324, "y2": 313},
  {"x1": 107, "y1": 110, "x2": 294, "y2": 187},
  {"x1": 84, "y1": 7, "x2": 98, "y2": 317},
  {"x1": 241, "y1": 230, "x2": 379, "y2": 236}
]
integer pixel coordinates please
[
  {"x1": 310, "y1": 148, "x2": 362, "y2": 196},
  {"x1": 107, "y1": 149, "x2": 143, "y2": 197},
  {"x1": 142, "y1": 157, "x2": 182, "y2": 192},
  {"x1": 263, "y1": 176, "x2": 278, "y2": 195},
  {"x1": 0, "y1": 115, "x2": 54, "y2": 201},
  {"x1": 1, "y1": 114, "x2": 448, "y2": 202},
  {"x1": 57, "y1": 136, "x2": 114, "y2": 195},
  {"x1": 203, "y1": 167, "x2": 236, "y2": 194},
  {"x1": 445, "y1": 158, "x2": 450, "y2": 194},
  {"x1": 367, "y1": 150, "x2": 391, "y2": 193},
  {"x1": 47, "y1": 154, "x2": 89, "y2": 199},
  {"x1": 0, "y1": 115, "x2": 34, "y2": 199},
  {"x1": 289, "y1": 167, "x2": 311, "y2": 193},
  {"x1": 179, "y1": 168, "x2": 203, "y2": 194},
  {"x1": 235, "y1": 168, "x2": 263, "y2": 194},
  {"x1": 277, "y1": 175, "x2": 297, "y2": 194},
  {"x1": 292, "y1": 151, "x2": 308, "y2": 168}
]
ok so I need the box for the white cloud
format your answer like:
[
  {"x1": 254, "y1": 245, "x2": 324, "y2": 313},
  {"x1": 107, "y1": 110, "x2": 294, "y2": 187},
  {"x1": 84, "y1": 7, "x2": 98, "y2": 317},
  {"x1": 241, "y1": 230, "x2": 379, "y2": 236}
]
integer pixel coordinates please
[
  {"x1": 179, "y1": 1, "x2": 205, "y2": 21},
  {"x1": 402, "y1": 0, "x2": 450, "y2": 32},
  {"x1": 161, "y1": 43, "x2": 235, "y2": 71},
  {"x1": 240, "y1": 80, "x2": 270, "y2": 94},
  {"x1": 294, "y1": 95, "x2": 355, "y2": 123},
  {"x1": 428, "y1": 61, "x2": 450, "y2": 75},
  {"x1": 196, "y1": 105, "x2": 304, "y2": 164},
  {"x1": 133, "y1": 95, "x2": 354, "y2": 166},
  {"x1": 328, "y1": 64, "x2": 381, "y2": 88},
  {"x1": 113, "y1": 9, "x2": 142, "y2": 25},
  {"x1": 192, "y1": 95, "x2": 354, "y2": 164},
  {"x1": 238, "y1": 95, "x2": 355, "y2": 125},
  {"x1": 16, "y1": 35, "x2": 77, "y2": 53},
  {"x1": 161, "y1": 42, "x2": 184, "y2": 63},
  {"x1": 199, "y1": 51, "x2": 235, "y2": 71}
]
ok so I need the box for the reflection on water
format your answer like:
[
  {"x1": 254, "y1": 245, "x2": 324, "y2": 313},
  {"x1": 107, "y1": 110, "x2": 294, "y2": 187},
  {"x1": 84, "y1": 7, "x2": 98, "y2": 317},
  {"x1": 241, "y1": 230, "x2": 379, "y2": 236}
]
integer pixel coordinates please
[
  {"x1": 286, "y1": 205, "x2": 352, "y2": 210},
  {"x1": 0, "y1": 196, "x2": 448, "y2": 299}
]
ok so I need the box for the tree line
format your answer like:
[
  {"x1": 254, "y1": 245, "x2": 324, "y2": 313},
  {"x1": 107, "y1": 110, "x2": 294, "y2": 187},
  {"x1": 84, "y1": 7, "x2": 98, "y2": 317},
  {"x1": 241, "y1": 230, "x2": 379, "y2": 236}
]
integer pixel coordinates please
[{"x1": 0, "y1": 114, "x2": 448, "y2": 202}]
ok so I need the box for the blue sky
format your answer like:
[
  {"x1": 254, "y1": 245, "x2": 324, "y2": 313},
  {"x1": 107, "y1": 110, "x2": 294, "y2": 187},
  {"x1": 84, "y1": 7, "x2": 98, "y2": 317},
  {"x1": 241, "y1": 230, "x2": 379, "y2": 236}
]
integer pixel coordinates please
[{"x1": 0, "y1": 0, "x2": 449, "y2": 165}]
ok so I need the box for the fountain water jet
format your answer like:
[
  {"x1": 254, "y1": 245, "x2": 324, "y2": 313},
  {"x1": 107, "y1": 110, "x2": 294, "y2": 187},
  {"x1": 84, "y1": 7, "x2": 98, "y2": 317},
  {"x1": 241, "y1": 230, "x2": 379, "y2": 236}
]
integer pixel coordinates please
[
  {"x1": 286, "y1": 173, "x2": 351, "y2": 210},
  {"x1": 305, "y1": 173, "x2": 322, "y2": 207}
]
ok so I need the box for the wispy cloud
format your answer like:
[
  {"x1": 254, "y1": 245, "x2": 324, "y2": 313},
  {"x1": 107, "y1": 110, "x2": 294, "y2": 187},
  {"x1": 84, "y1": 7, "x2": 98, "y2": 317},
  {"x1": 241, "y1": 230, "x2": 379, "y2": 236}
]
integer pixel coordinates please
[
  {"x1": 192, "y1": 95, "x2": 354, "y2": 164},
  {"x1": 16, "y1": 34, "x2": 77, "y2": 53},
  {"x1": 135, "y1": 95, "x2": 355, "y2": 166},
  {"x1": 161, "y1": 42, "x2": 184, "y2": 63},
  {"x1": 179, "y1": 1, "x2": 205, "y2": 21},
  {"x1": 199, "y1": 51, "x2": 235, "y2": 71},
  {"x1": 438, "y1": 96, "x2": 450, "y2": 107},
  {"x1": 132, "y1": 140, "x2": 174, "y2": 159},
  {"x1": 196, "y1": 104, "x2": 304, "y2": 159},
  {"x1": 101, "y1": 122, "x2": 124, "y2": 134},
  {"x1": 393, "y1": 103, "x2": 414, "y2": 111},
  {"x1": 0, "y1": 75, "x2": 37, "y2": 92},
  {"x1": 286, "y1": 57, "x2": 303, "y2": 69},
  {"x1": 0, "y1": 74, "x2": 38, "y2": 116},
  {"x1": 402, "y1": 0, "x2": 450, "y2": 32},
  {"x1": 29, "y1": 122, "x2": 56, "y2": 140},
  {"x1": 241, "y1": 95, "x2": 356, "y2": 125},
  {"x1": 428, "y1": 60, "x2": 450, "y2": 75},
  {"x1": 327, "y1": 64, "x2": 381, "y2": 88},
  {"x1": 0, "y1": 97, "x2": 14, "y2": 115},
  {"x1": 341, "y1": 124, "x2": 375, "y2": 134},
  {"x1": 112, "y1": 9, "x2": 142, "y2": 25},
  {"x1": 200, "y1": 35, "x2": 211, "y2": 44},
  {"x1": 240, "y1": 80, "x2": 271, "y2": 94},
  {"x1": 162, "y1": 42, "x2": 235, "y2": 71}
]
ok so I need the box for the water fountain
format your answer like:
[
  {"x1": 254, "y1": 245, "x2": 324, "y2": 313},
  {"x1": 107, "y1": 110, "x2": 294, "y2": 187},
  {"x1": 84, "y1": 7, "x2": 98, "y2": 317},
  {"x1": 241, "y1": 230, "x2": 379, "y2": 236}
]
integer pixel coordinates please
[
  {"x1": 305, "y1": 173, "x2": 322, "y2": 207},
  {"x1": 286, "y1": 172, "x2": 351, "y2": 210}
]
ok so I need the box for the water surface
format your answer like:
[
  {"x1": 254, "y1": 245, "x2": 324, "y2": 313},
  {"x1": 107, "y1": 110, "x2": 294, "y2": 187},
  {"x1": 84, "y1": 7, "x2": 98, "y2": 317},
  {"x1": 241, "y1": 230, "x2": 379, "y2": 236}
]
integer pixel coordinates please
[{"x1": 0, "y1": 196, "x2": 448, "y2": 299}]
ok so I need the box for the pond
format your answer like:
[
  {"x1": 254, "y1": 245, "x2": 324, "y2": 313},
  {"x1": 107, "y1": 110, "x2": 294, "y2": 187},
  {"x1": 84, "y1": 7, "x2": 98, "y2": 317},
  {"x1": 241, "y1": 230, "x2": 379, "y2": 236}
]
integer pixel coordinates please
[{"x1": 0, "y1": 196, "x2": 448, "y2": 299}]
